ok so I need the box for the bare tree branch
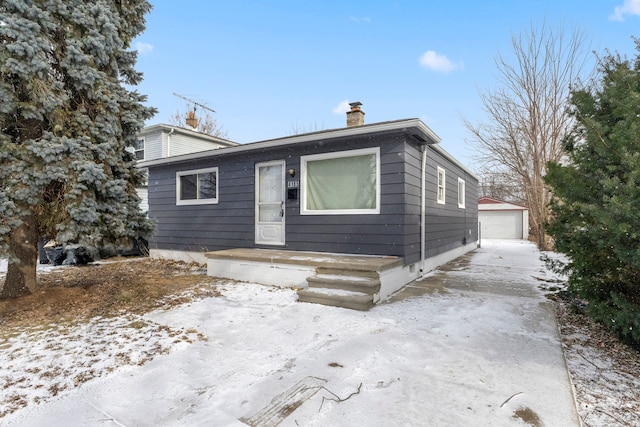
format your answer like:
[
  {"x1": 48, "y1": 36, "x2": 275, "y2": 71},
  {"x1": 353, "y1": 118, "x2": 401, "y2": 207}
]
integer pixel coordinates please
[
  {"x1": 463, "y1": 20, "x2": 591, "y2": 250},
  {"x1": 169, "y1": 109, "x2": 228, "y2": 139}
]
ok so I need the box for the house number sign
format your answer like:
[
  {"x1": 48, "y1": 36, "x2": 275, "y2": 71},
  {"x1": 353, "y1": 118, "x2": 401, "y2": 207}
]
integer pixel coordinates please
[{"x1": 288, "y1": 180, "x2": 300, "y2": 188}]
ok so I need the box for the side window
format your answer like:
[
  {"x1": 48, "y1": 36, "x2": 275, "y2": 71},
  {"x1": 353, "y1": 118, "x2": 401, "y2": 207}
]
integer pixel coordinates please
[
  {"x1": 176, "y1": 167, "x2": 218, "y2": 205},
  {"x1": 458, "y1": 178, "x2": 466, "y2": 208},
  {"x1": 437, "y1": 166, "x2": 446, "y2": 204}
]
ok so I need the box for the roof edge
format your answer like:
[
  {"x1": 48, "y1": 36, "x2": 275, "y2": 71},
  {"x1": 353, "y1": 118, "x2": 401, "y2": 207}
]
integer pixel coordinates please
[
  {"x1": 478, "y1": 196, "x2": 528, "y2": 208},
  {"x1": 429, "y1": 144, "x2": 478, "y2": 181},
  {"x1": 138, "y1": 118, "x2": 441, "y2": 168},
  {"x1": 139, "y1": 123, "x2": 239, "y2": 147}
]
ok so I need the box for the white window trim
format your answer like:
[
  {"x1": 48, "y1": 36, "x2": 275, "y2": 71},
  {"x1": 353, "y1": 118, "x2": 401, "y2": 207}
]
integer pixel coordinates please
[
  {"x1": 135, "y1": 137, "x2": 145, "y2": 161},
  {"x1": 301, "y1": 147, "x2": 380, "y2": 215},
  {"x1": 176, "y1": 167, "x2": 219, "y2": 205},
  {"x1": 437, "y1": 166, "x2": 446, "y2": 205},
  {"x1": 458, "y1": 177, "x2": 466, "y2": 208}
]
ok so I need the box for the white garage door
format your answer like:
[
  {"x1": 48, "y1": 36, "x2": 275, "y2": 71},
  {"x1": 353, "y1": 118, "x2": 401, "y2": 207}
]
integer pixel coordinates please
[{"x1": 479, "y1": 210, "x2": 522, "y2": 239}]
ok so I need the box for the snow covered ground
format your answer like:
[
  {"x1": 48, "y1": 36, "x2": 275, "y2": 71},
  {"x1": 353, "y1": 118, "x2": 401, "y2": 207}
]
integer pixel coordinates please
[{"x1": 0, "y1": 241, "x2": 585, "y2": 426}]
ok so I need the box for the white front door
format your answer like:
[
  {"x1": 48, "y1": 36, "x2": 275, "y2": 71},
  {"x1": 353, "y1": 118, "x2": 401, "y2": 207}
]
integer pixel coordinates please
[{"x1": 255, "y1": 160, "x2": 286, "y2": 245}]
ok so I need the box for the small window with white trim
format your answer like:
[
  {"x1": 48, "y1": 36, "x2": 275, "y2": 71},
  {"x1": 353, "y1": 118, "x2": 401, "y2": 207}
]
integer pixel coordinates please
[
  {"x1": 301, "y1": 147, "x2": 380, "y2": 215},
  {"x1": 458, "y1": 177, "x2": 466, "y2": 208},
  {"x1": 133, "y1": 137, "x2": 145, "y2": 160},
  {"x1": 126, "y1": 137, "x2": 145, "y2": 160},
  {"x1": 176, "y1": 167, "x2": 219, "y2": 205},
  {"x1": 437, "y1": 166, "x2": 446, "y2": 204}
]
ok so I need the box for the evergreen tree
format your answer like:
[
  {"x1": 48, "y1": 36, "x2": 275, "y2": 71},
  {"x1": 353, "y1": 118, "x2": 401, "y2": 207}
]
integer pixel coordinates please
[
  {"x1": 0, "y1": 0, "x2": 155, "y2": 298},
  {"x1": 545, "y1": 39, "x2": 640, "y2": 348}
]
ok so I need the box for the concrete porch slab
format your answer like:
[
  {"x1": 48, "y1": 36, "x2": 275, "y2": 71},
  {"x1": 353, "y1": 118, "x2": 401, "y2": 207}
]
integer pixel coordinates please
[
  {"x1": 205, "y1": 248, "x2": 404, "y2": 272},
  {"x1": 205, "y1": 249, "x2": 411, "y2": 306}
]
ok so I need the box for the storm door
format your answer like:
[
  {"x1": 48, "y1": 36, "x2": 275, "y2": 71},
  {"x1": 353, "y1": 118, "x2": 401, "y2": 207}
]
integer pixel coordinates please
[{"x1": 255, "y1": 160, "x2": 286, "y2": 245}]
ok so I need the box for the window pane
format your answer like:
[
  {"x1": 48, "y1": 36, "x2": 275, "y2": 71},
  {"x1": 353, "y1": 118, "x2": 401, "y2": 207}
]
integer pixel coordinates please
[
  {"x1": 259, "y1": 205, "x2": 281, "y2": 222},
  {"x1": 180, "y1": 174, "x2": 197, "y2": 200},
  {"x1": 259, "y1": 165, "x2": 282, "y2": 203},
  {"x1": 437, "y1": 167, "x2": 446, "y2": 203},
  {"x1": 199, "y1": 172, "x2": 217, "y2": 199},
  {"x1": 306, "y1": 154, "x2": 376, "y2": 210}
]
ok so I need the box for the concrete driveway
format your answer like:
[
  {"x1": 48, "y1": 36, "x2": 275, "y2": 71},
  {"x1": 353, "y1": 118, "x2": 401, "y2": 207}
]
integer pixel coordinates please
[{"x1": 383, "y1": 239, "x2": 581, "y2": 426}]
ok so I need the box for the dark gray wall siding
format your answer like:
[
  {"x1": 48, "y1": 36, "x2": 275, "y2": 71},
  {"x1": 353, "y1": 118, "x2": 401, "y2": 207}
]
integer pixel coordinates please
[
  {"x1": 423, "y1": 145, "x2": 478, "y2": 259},
  {"x1": 147, "y1": 130, "x2": 477, "y2": 266},
  {"x1": 399, "y1": 142, "x2": 423, "y2": 264},
  {"x1": 148, "y1": 134, "x2": 415, "y2": 258}
]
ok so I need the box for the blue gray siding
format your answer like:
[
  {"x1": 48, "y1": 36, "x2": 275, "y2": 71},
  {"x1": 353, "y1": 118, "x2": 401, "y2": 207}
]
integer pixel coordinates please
[
  {"x1": 147, "y1": 130, "x2": 478, "y2": 265},
  {"x1": 423, "y1": 145, "x2": 479, "y2": 260}
]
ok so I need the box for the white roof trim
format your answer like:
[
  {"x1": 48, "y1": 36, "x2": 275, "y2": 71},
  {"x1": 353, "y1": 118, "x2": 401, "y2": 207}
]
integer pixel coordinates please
[
  {"x1": 138, "y1": 123, "x2": 239, "y2": 147},
  {"x1": 138, "y1": 119, "x2": 440, "y2": 168}
]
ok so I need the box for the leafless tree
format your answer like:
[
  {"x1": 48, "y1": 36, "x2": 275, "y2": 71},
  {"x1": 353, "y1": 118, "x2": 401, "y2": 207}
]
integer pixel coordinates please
[
  {"x1": 477, "y1": 167, "x2": 526, "y2": 204},
  {"x1": 288, "y1": 121, "x2": 327, "y2": 135},
  {"x1": 464, "y1": 21, "x2": 590, "y2": 250},
  {"x1": 170, "y1": 109, "x2": 228, "y2": 139}
]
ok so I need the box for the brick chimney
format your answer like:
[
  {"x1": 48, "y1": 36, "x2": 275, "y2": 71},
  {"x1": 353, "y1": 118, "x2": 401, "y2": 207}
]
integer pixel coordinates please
[
  {"x1": 346, "y1": 102, "x2": 365, "y2": 127},
  {"x1": 185, "y1": 110, "x2": 199, "y2": 130}
]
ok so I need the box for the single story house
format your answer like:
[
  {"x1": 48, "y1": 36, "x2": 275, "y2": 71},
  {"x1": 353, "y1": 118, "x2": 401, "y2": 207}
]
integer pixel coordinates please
[
  {"x1": 139, "y1": 103, "x2": 478, "y2": 309},
  {"x1": 478, "y1": 196, "x2": 529, "y2": 240}
]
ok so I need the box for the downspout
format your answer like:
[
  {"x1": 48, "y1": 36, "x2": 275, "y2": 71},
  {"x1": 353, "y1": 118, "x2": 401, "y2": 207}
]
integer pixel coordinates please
[
  {"x1": 167, "y1": 127, "x2": 175, "y2": 157},
  {"x1": 420, "y1": 144, "x2": 427, "y2": 274}
]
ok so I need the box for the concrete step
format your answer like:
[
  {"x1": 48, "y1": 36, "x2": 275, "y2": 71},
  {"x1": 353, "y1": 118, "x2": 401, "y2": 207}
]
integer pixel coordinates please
[
  {"x1": 306, "y1": 273, "x2": 380, "y2": 294},
  {"x1": 297, "y1": 287, "x2": 375, "y2": 311},
  {"x1": 315, "y1": 267, "x2": 380, "y2": 279}
]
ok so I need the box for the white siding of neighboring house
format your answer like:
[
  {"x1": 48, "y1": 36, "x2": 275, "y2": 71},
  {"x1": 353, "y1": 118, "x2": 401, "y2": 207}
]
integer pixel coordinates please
[
  {"x1": 168, "y1": 132, "x2": 222, "y2": 157},
  {"x1": 144, "y1": 132, "x2": 163, "y2": 160},
  {"x1": 136, "y1": 187, "x2": 149, "y2": 215}
]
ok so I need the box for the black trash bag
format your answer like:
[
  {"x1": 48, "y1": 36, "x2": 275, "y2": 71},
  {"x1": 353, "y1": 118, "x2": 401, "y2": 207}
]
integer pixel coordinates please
[
  {"x1": 43, "y1": 241, "x2": 65, "y2": 266},
  {"x1": 38, "y1": 237, "x2": 50, "y2": 264},
  {"x1": 62, "y1": 246, "x2": 93, "y2": 266}
]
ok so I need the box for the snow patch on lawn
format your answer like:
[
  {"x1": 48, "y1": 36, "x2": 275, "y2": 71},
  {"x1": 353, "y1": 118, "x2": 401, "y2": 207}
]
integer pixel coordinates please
[
  {"x1": 0, "y1": 314, "x2": 201, "y2": 417},
  {"x1": 0, "y1": 240, "x2": 637, "y2": 426}
]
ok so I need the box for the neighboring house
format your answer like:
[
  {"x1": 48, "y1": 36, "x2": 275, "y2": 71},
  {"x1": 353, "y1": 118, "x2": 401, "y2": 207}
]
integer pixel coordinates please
[
  {"x1": 478, "y1": 196, "x2": 529, "y2": 240},
  {"x1": 133, "y1": 124, "x2": 238, "y2": 213},
  {"x1": 138, "y1": 103, "x2": 479, "y2": 309}
]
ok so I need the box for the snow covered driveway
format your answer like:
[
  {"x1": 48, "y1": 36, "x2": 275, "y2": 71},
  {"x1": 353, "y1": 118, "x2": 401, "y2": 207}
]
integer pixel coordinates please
[{"x1": 2, "y1": 240, "x2": 579, "y2": 426}]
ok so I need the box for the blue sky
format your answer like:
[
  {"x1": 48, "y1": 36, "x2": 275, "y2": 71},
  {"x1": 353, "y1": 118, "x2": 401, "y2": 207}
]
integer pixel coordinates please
[{"x1": 134, "y1": 1, "x2": 640, "y2": 168}]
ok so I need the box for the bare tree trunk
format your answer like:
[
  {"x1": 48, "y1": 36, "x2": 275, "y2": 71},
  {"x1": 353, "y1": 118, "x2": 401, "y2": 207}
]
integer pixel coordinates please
[{"x1": 1, "y1": 214, "x2": 39, "y2": 298}]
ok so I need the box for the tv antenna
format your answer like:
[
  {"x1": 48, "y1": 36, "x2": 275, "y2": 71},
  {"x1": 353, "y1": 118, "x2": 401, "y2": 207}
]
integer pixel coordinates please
[{"x1": 172, "y1": 92, "x2": 216, "y2": 114}]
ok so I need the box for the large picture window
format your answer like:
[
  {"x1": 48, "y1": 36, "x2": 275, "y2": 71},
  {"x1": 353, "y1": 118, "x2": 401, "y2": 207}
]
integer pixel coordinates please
[
  {"x1": 176, "y1": 167, "x2": 218, "y2": 205},
  {"x1": 301, "y1": 147, "x2": 380, "y2": 215}
]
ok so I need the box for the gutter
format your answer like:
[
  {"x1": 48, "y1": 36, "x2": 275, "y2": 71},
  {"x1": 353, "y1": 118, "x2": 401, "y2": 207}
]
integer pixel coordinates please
[
  {"x1": 420, "y1": 144, "x2": 427, "y2": 273},
  {"x1": 167, "y1": 127, "x2": 174, "y2": 157}
]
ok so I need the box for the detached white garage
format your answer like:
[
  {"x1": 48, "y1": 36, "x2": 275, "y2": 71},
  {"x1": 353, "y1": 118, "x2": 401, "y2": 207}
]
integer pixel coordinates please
[{"x1": 478, "y1": 196, "x2": 529, "y2": 240}]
